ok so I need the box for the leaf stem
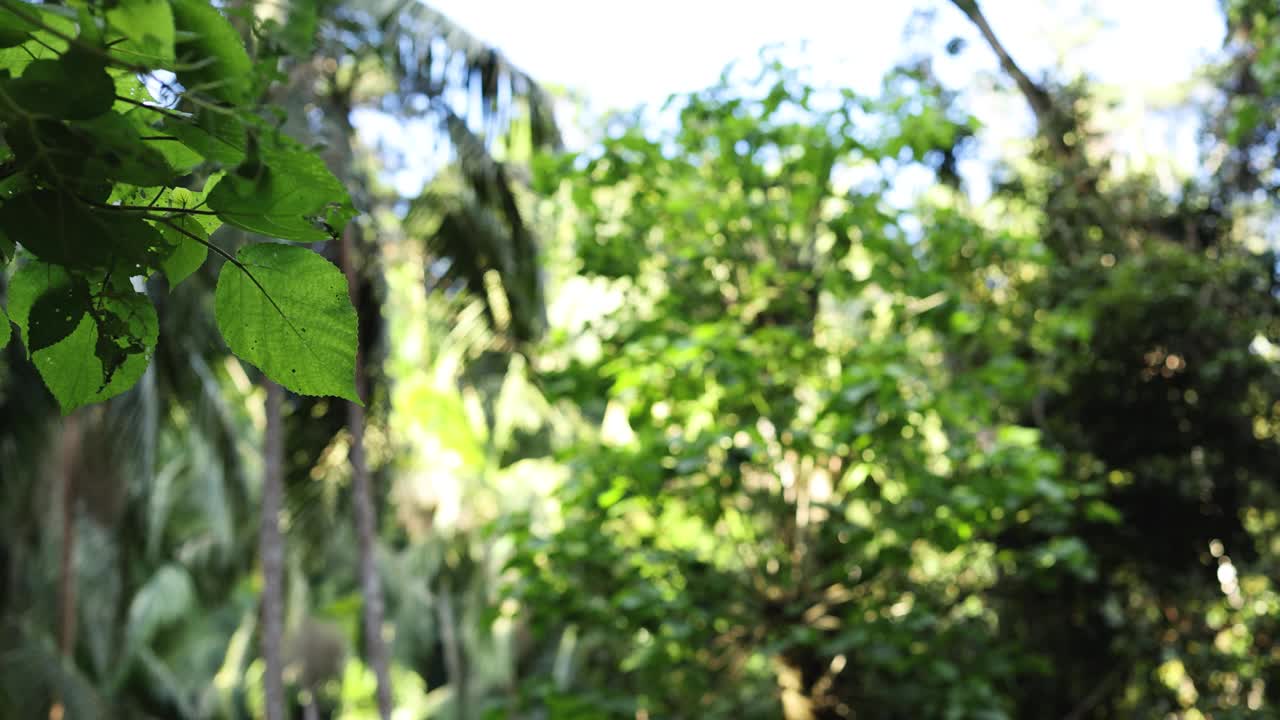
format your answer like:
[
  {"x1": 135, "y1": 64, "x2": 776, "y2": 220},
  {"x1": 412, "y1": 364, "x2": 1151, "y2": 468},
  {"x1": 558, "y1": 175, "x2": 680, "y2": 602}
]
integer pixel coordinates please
[
  {"x1": 156, "y1": 218, "x2": 292, "y2": 325},
  {"x1": 86, "y1": 200, "x2": 220, "y2": 216},
  {"x1": 114, "y1": 95, "x2": 191, "y2": 122}
]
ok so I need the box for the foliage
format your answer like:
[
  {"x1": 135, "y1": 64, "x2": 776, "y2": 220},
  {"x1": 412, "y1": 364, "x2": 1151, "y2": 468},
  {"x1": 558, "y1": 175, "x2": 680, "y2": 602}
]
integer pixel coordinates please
[
  {"x1": 0, "y1": 0, "x2": 359, "y2": 411},
  {"x1": 215, "y1": 243, "x2": 359, "y2": 401},
  {"x1": 506, "y1": 62, "x2": 1068, "y2": 718},
  {"x1": 504, "y1": 42, "x2": 1280, "y2": 720}
]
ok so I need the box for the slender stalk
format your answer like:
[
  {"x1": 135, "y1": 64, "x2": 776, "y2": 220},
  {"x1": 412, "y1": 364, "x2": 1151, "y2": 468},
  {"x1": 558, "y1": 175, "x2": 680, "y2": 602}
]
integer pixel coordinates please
[
  {"x1": 49, "y1": 411, "x2": 82, "y2": 720},
  {"x1": 342, "y1": 227, "x2": 394, "y2": 719},
  {"x1": 57, "y1": 413, "x2": 80, "y2": 659},
  {"x1": 112, "y1": 95, "x2": 192, "y2": 122},
  {"x1": 437, "y1": 581, "x2": 466, "y2": 720},
  {"x1": 157, "y1": 218, "x2": 304, "y2": 339},
  {"x1": 260, "y1": 382, "x2": 287, "y2": 720},
  {"x1": 87, "y1": 200, "x2": 218, "y2": 216}
]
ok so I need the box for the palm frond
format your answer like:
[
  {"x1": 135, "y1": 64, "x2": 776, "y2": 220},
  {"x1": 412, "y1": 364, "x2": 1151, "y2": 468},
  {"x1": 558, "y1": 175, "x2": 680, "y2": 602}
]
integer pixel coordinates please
[
  {"x1": 362, "y1": 0, "x2": 561, "y2": 149},
  {"x1": 321, "y1": 2, "x2": 558, "y2": 345},
  {"x1": 406, "y1": 105, "x2": 547, "y2": 343},
  {"x1": 117, "y1": 564, "x2": 197, "y2": 680}
]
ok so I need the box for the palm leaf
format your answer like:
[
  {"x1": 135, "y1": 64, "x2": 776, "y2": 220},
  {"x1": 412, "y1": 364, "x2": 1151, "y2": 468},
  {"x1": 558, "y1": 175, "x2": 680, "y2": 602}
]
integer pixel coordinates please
[
  {"x1": 404, "y1": 105, "x2": 547, "y2": 343},
  {"x1": 368, "y1": 0, "x2": 560, "y2": 149},
  {"x1": 322, "y1": 1, "x2": 559, "y2": 343}
]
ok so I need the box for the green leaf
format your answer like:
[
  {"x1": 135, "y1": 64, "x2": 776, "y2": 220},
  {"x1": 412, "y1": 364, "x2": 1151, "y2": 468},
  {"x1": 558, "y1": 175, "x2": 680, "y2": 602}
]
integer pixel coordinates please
[
  {"x1": 117, "y1": 176, "x2": 223, "y2": 237},
  {"x1": 207, "y1": 139, "x2": 356, "y2": 241},
  {"x1": 117, "y1": 178, "x2": 223, "y2": 287},
  {"x1": 0, "y1": 221, "x2": 13, "y2": 266},
  {"x1": 150, "y1": 136, "x2": 205, "y2": 174},
  {"x1": 0, "y1": 28, "x2": 28, "y2": 49},
  {"x1": 105, "y1": 0, "x2": 176, "y2": 67},
  {"x1": 0, "y1": 48, "x2": 113, "y2": 121},
  {"x1": 5, "y1": 259, "x2": 70, "y2": 350},
  {"x1": 7, "y1": 263, "x2": 158, "y2": 412},
  {"x1": 110, "y1": 66, "x2": 160, "y2": 113},
  {"x1": 3, "y1": 118, "x2": 108, "y2": 197},
  {"x1": 0, "y1": 4, "x2": 73, "y2": 77},
  {"x1": 5, "y1": 111, "x2": 183, "y2": 196},
  {"x1": 0, "y1": 305, "x2": 9, "y2": 350},
  {"x1": 156, "y1": 214, "x2": 208, "y2": 287},
  {"x1": 1084, "y1": 500, "x2": 1122, "y2": 525},
  {"x1": 76, "y1": 111, "x2": 177, "y2": 186},
  {"x1": 162, "y1": 111, "x2": 248, "y2": 166},
  {"x1": 115, "y1": 564, "x2": 195, "y2": 684},
  {"x1": 0, "y1": 168, "x2": 31, "y2": 203},
  {"x1": 215, "y1": 243, "x2": 358, "y2": 401},
  {"x1": 284, "y1": 0, "x2": 318, "y2": 54},
  {"x1": 0, "y1": 190, "x2": 170, "y2": 272},
  {"x1": 259, "y1": 0, "x2": 318, "y2": 56},
  {"x1": 27, "y1": 274, "x2": 89, "y2": 352},
  {"x1": 131, "y1": 180, "x2": 220, "y2": 286},
  {"x1": 170, "y1": 0, "x2": 253, "y2": 105}
]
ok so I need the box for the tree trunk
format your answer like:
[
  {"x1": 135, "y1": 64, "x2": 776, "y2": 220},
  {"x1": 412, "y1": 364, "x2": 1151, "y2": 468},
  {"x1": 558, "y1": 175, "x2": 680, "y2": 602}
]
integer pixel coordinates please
[
  {"x1": 49, "y1": 411, "x2": 82, "y2": 720},
  {"x1": 261, "y1": 381, "x2": 287, "y2": 720},
  {"x1": 437, "y1": 581, "x2": 467, "y2": 720},
  {"x1": 342, "y1": 228, "x2": 394, "y2": 719},
  {"x1": 57, "y1": 412, "x2": 80, "y2": 659},
  {"x1": 775, "y1": 652, "x2": 852, "y2": 720}
]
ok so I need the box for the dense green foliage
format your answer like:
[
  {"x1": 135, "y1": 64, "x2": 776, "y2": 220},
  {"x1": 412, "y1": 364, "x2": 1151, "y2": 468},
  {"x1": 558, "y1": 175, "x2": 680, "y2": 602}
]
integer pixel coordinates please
[
  {"x1": 4, "y1": 1, "x2": 1280, "y2": 718},
  {"x1": 503, "y1": 33, "x2": 1280, "y2": 720},
  {"x1": 510, "y1": 66, "x2": 1096, "y2": 717},
  {"x1": 0, "y1": 0, "x2": 359, "y2": 409}
]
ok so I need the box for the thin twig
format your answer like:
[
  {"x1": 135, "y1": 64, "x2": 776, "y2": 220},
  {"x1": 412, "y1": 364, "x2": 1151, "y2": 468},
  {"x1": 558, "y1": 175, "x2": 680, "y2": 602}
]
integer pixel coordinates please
[
  {"x1": 114, "y1": 94, "x2": 192, "y2": 122},
  {"x1": 156, "y1": 218, "x2": 302, "y2": 344},
  {"x1": 88, "y1": 200, "x2": 219, "y2": 216}
]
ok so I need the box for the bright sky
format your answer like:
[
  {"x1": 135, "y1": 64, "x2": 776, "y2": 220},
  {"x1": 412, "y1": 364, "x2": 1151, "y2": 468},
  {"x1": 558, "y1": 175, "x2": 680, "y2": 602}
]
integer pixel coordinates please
[
  {"x1": 363, "y1": 1, "x2": 1226, "y2": 196},
  {"x1": 428, "y1": 0, "x2": 1222, "y2": 107}
]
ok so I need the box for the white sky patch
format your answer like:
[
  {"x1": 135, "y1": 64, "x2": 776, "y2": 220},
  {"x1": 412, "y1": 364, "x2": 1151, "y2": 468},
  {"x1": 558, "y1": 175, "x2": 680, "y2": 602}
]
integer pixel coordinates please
[
  {"x1": 426, "y1": 1, "x2": 1222, "y2": 111},
  {"x1": 360, "y1": 1, "x2": 1226, "y2": 195}
]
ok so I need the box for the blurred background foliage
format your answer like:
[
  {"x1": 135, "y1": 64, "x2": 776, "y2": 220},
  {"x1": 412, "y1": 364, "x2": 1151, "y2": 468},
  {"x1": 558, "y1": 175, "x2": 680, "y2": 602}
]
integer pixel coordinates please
[{"x1": 3, "y1": 0, "x2": 1280, "y2": 718}]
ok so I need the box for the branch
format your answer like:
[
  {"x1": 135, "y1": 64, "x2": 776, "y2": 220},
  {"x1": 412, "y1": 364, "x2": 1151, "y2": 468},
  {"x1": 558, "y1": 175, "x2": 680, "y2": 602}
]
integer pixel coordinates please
[
  {"x1": 114, "y1": 95, "x2": 192, "y2": 122},
  {"x1": 948, "y1": 0, "x2": 1067, "y2": 155}
]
